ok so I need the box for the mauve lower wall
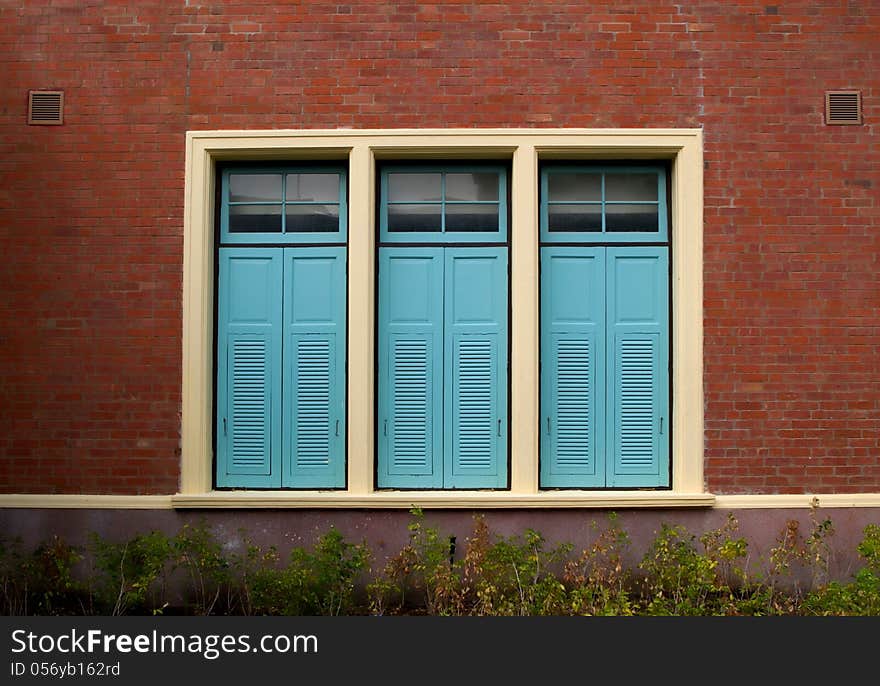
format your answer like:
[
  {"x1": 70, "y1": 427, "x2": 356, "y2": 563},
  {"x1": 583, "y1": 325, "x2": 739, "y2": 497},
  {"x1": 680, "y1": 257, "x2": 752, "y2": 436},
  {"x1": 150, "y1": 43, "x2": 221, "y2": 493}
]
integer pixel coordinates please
[{"x1": 0, "y1": 507, "x2": 875, "y2": 587}]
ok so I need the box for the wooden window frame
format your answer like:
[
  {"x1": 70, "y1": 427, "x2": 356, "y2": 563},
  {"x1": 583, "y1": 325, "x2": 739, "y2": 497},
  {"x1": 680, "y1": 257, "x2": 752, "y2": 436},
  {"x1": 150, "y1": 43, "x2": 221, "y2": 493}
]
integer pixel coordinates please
[{"x1": 177, "y1": 129, "x2": 709, "y2": 508}]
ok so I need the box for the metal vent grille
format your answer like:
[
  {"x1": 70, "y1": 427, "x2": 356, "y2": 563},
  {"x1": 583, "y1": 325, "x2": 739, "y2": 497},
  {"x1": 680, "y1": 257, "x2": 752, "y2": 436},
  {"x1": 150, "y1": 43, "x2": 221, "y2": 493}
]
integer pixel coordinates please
[
  {"x1": 825, "y1": 91, "x2": 862, "y2": 125},
  {"x1": 28, "y1": 91, "x2": 64, "y2": 125}
]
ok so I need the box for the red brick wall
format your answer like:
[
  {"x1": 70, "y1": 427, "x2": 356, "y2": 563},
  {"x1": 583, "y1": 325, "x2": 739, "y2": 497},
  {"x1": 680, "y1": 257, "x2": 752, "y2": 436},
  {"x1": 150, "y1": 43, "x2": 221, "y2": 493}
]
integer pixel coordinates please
[{"x1": 1, "y1": 1, "x2": 877, "y2": 494}]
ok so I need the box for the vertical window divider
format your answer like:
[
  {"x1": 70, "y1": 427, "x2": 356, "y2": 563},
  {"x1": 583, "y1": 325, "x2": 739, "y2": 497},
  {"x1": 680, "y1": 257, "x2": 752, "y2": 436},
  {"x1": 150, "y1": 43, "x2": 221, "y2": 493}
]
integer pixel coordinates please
[
  {"x1": 280, "y1": 171, "x2": 287, "y2": 235},
  {"x1": 440, "y1": 171, "x2": 447, "y2": 234},
  {"x1": 347, "y1": 143, "x2": 373, "y2": 496},
  {"x1": 510, "y1": 143, "x2": 539, "y2": 495}
]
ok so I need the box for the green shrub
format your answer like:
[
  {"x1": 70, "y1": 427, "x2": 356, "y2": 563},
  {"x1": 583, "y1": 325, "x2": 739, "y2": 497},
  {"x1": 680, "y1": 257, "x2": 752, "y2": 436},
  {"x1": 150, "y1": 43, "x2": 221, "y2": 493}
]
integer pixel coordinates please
[
  {"x1": 368, "y1": 508, "x2": 462, "y2": 615},
  {"x1": 172, "y1": 521, "x2": 232, "y2": 615},
  {"x1": 371, "y1": 512, "x2": 572, "y2": 616},
  {"x1": 637, "y1": 515, "x2": 765, "y2": 616},
  {"x1": 638, "y1": 523, "x2": 719, "y2": 615},
  {"x1": 563, "y1": 514, "x2": 634, "y2": 616},
  {"x1": 802, "y1": 524, "x2": 880, "y2": 616},
  {"x1": 28, "y1": 536, "x2": 87, "y2": 616},
  {"x1": 89, "y1": 530, "x2": 173, "y2": 615},
  {"x1": 2, "y1": 513, "x2": 877, "y2": 616},
  {"x1": 0, "y1": 535, "x2": 86, "y2": 615},
  {"x1": 0, "y1": 537, "x2": 31, "y2": 615},
  {"x1": 245, "y1": 527, "x2": 369, "y2": 616},
  {"x1": 462, "y1": 516, "x2": 570, "y2": 616}
]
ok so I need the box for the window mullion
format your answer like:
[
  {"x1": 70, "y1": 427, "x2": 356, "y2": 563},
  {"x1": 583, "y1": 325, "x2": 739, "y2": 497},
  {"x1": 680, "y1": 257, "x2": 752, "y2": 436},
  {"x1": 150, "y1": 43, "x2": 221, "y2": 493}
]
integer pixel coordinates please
[
  {"x1": 281, "y1": 172, "x2": 287, "y2": 234},
  {"x1": 440, "y1": 171, "x2": 446, "y2": 234}
]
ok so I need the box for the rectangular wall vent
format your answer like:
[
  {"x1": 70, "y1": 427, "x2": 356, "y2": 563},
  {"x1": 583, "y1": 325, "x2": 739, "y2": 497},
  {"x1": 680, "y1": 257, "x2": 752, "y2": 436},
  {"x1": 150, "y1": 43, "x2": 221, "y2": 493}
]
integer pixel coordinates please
[
  {"x1": 825, "y1": 90, "x2": 862, "y2": 125},
  {"x1": 28, "y1": 90, "x2": 64, "y2": 125}
]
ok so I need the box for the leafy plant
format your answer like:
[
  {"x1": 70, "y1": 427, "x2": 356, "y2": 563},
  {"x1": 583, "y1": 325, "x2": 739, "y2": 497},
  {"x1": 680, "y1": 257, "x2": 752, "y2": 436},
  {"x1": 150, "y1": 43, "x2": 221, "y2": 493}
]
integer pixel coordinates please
[
  {"x1": 462, "y1": 516, "x2": 570, "y2": 616},
  {"x1": 637, "y1": 517, "x2": 768, "y2": 616},
  {"x1": 89, "y1": 530, "x2": 173, "y2": 616},
  {"x1": 563, "y1": 513, "x2": 634, "y2": 616},
  {"x1": 0, "y1": 536, "x2": 83, "y2": 615},
  {"x1": 172, "y1": 521, "x2": 232, "y2": 615},
  {"x1": 638, "y1": 523, "x2": 719, "y2": 615},
  {"x1": 298, "y1": 527, "x2": 370, "y2": 615},
  {"x1": 1, "y1": 513, "x2": 876, "y2": 616},
  {"x1": 761, "y1": 504, "x2": 836, "y2": 613},
  {"x1": 802, "y1": 524, "x2": 880, "y2": 616},
  {"x1": 245, "y1": 527, "x2": 369, "y2": 616},
  {"x1": 369, "y1": 508, "x2": 462, "y2": 615},
  {"x1": 0, "y1": 537, "x2": 31, "y2": 615},
  {"x1": 28, "y1": 536, "x2": 86, "y2": 615}
]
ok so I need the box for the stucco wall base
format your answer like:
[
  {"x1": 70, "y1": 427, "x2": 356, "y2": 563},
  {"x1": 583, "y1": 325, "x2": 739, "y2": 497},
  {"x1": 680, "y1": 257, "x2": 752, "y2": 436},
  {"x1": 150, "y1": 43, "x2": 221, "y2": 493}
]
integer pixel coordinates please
[{"x1": 2, "y1": 506, "x2": 878, "y2": 587}]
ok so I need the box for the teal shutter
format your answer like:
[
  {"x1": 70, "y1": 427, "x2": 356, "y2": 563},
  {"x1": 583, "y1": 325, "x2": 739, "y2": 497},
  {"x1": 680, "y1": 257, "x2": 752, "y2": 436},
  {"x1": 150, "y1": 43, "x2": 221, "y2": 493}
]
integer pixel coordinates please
[
  {"x1": 216, "y1": 248, "x2": 283, "y2": 488},
  {"x1": 444, "y1": 248, "x2": 508, "y2": 488},
  {"x1": 540, "y1": 247, "x2": 605, "y2": 488},
  {"x1": 282, "y1": 247, "x2": 346, "y2": 488},
  {"x1": 378, "y1": 248, "x2": 444, "y2": 488},
  {"x1": 606, "y1": 247, "x2": 669, "y2": 487}
]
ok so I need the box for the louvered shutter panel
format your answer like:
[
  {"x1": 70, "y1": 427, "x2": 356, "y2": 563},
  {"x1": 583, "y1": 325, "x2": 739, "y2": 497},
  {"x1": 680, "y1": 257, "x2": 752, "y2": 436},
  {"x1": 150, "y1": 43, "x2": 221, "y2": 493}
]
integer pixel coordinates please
[
  {"x1": 444, "y1": 248, "x2": 508, "y2": 488},
  {"x1": 606, "y1": 247, "x2": 669, "y2": 487},
  {"x1": 539, "y1": 247, "x2": 605, "y2": 487},
  {"x1": 378, "y1": 248, "x2": 444, "y2": 488},
  {"x1": 282, "y1": 248, "x2": 346, "y2": 488},
  {"x1": 216, "y1": 248, "x2": 283, "y2": 487}
]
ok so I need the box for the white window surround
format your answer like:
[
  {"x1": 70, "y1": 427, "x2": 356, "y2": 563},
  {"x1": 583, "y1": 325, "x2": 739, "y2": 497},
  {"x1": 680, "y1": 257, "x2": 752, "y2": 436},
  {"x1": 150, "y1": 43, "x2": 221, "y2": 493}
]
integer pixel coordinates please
[{"x1": 176, "y1": 128, "x2": 710, "y2": 508}]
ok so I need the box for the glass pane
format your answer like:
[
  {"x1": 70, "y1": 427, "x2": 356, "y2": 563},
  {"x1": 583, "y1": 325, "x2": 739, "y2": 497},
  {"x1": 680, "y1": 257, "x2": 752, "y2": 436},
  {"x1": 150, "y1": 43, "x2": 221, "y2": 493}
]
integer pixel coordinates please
[
  {"x1": 387, "y1": 173, "x2": 442, "y2": 202},
  {"x1": 228, "y1": 204, "x2": 282, "y2": 233},
  {"x1": 445, "y1": 204, "x2": 499, "y2": 232},
  {"x1": 547, "y1": 173, "x2": 601, "y2": 202},
  {"x1": 285, "y1": 173, "x2": 339, "y2": 203},
  {"x1": 605, "y1": 203, "x2": 659, "y2": 232},
  {"x1": 229, "y1": 174, "x2": 282, "y2": 203},
  {"x1": 387, "y1": 204, "x2": 442, "y2": 232},
  {"x1": 445, "y1": 173, "x2": 499, "y2": 202},
  {"x1": 605, "y1": 173, "x2": 658, "y2": 202},
  {"x1": 285, "y1": 205, "x2": 340, "y2": 233},
  {"x1": 547, "y1": 203, "x2": 601, "y2": 232}
]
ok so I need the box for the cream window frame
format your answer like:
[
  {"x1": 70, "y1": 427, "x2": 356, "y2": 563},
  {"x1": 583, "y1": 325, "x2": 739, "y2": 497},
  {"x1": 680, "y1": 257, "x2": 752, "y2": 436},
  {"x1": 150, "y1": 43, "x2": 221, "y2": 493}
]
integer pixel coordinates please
[{"x1": 177, "y1": 129, "x2": 709, "y2": 508}]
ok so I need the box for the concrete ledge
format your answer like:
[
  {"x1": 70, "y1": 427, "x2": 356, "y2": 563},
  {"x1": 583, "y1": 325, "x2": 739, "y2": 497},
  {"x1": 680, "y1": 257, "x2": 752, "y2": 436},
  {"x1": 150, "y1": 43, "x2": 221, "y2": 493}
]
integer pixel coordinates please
[
  {"x1": 0, "y1": 495, "x2": 174, "y2": 509},
  {"x1": 170, "y1": 491, "x2": 716, "y2": 509},
  {"x1": 714, "y1": 493, "x2": 880, "y2": 509},
  {"x1": 4, "y1": 492, "x2": 880, "y2": 510}
]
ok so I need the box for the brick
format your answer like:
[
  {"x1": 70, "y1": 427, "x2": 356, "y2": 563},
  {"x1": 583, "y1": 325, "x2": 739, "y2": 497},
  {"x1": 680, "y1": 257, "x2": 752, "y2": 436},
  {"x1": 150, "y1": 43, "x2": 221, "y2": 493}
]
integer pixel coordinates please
[{"x1": 1, "y1": 0, "x2": 879, "y2": 495}]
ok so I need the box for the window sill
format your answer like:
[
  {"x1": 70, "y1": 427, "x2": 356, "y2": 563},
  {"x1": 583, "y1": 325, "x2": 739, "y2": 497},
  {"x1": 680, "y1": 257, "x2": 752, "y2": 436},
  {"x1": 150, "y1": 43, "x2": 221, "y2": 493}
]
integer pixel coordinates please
[{"x1": 170, "y1": 490, "x2": 715, "y2": 509}]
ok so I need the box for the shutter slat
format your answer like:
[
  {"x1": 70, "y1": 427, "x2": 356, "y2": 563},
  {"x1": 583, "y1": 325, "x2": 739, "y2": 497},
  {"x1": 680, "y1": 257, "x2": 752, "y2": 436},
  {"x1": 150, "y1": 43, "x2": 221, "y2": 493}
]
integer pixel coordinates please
[
  {"x1": 453, "y1": 338, "x2": 494, "y2": 469},
  {"x1": 231, "y1": 339, "x2": 268, "y2": 469},
  {"x1": 293, "y1": 339, "x2": 331, "y2": 468},
  {"x1": 618, "y1": 338, "x2": 656, "y2": 467},
  {"x1": 390, "y1": 339, "x2": 432, "y2": 469},
  {"x1": 555, "y1": 338, "x2": 592, "y2": 467}
]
